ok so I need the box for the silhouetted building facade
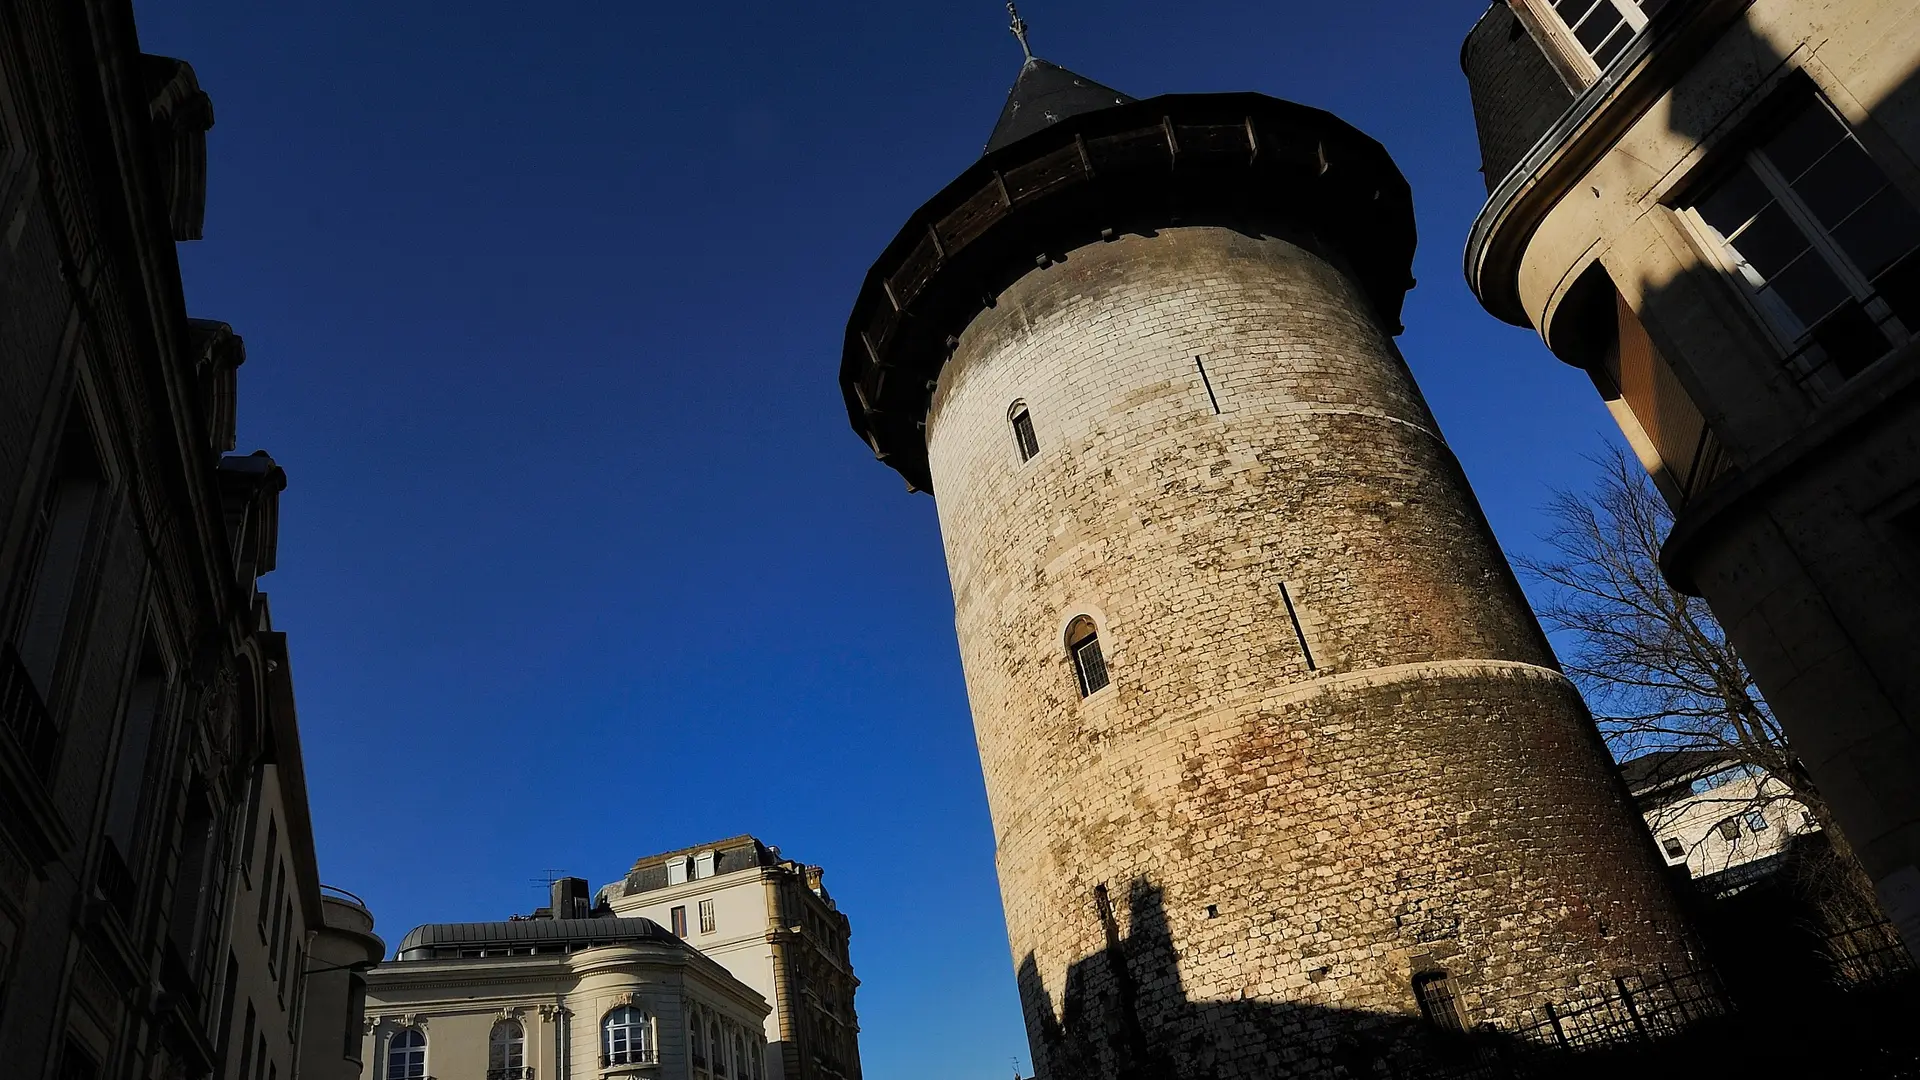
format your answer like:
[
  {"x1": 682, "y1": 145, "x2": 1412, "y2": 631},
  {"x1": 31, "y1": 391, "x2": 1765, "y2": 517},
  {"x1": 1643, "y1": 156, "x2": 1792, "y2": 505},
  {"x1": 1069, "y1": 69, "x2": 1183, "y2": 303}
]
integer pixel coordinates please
[
  {"x1": 0, "y1": 3, "x2": 379, "y2": 1078},
  {"x1": 838, "y1": 36, "x2": 1708, "y2": 1080},
  {"x1": 1462, "y1": 0, "x2": 1920, "y2": 956}
]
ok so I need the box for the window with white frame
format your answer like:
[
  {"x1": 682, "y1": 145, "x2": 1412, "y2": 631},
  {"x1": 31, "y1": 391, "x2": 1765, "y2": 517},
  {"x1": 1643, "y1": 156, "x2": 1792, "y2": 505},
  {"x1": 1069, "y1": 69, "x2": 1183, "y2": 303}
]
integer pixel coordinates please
[
  {"x1": 488, "y1": 1020, "x2": 525, "y2": 1078},
  {"x1": 698, "y1": 898, "x2": 716, "y2": 934},
  {"x1": 1541, "y1": 0, "x2": 1669, "y2": 75},
  {"x1": 602, "y1": 1006, "x2": 655, "y2": 1066},
  {"x1": 387, "y1": 1029, "x2": 426, "y2": 1080},
  {"x1": 1688, "y1": 93, "x2": 1920, "y2": 391}
]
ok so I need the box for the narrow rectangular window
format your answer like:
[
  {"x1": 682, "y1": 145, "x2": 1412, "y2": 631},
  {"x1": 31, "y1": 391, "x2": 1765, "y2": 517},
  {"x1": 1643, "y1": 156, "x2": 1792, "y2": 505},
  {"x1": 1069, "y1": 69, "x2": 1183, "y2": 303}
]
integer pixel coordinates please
[
  {"x1": 1278, "y1": 582, "x2": 1318, "y2": 671},
  {"x1": 7, "y1": 413, "x2": 104, "y2": 698},
  {"x1": 238, "y1": 767, "x2": 265, "y2": 886},
  {"x1": 101, "y1": 639, "x2": 166, "y2": 916},
  {"x1": 1890, "y1": 504, "x2": 1920, "y2": 567},
  {"x1": 274, "y1": 899, "x2": 293, "y2": 996},
  {"x1": 1011, "y1": 408, "x2": 1040, "y2": 462},
  {"x1": 1690, "y1": 93, "x2": 1920, "y2": 389},
  {"x1": 1413, "y1": 972, "x2": 1467, "y2": 1032},
  {"x1": 1746, "y1": 812, "x2": 1770, "y2": 832},
  {"x1": 236, "y1": 1003, "x2": 256, "y2": 1080},
  {"x1": 1661, "y1": 838, "x2": 1686, "y2": 860},
  {"x1": 699, "y1": 899, "x2": 716, "y2": 934},
  {"x1": 267, "y1": 866, "x2": 286, "y2": 975},
  {"x1": 343, "y1": 974, "x2": 366, "y2": 1062},
  {"x1": 671, "y1": 905, "x2": 688, "y2": 937},
  {"x1": 214, "y1": 954, "x2": 239, "y2": 1076},
  {"x1": 1194, "y1": 356, "x2": 1220, "y2": 414},
  {"x1": 0, "y1": 910, "x2": 16, "y2": 1025},
  {"x1": 168, "y1": 784, "x2": 217, "y2": 961},
  {"x1": 1092, "y1": 884, "x2": 1114, "y2": 926},
  {"x1": 257, "y1": 817, "x2": 277, "y2": 940},
  {"x1": 1717, "y1": 818, "x2": 1743, "y2": 842},
  {"x1": 56, "y1": 1038, "x2": 100, "y2": 1080}
]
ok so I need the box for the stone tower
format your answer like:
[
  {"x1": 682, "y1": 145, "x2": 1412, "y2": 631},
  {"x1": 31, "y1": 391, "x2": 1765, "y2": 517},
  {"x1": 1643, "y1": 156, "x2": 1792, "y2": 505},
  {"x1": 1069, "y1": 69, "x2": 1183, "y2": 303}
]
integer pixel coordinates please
[{"x1": 839, "y1": 49, "x2": 1704, "y2": 1078}]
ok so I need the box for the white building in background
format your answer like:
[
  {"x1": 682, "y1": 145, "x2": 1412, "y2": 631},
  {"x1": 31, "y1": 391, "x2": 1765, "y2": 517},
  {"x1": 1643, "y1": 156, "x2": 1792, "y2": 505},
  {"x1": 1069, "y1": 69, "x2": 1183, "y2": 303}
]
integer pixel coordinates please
[
  {"x1": 600, "y1": 837, "x2": 861, "y2": 1080},
  {"x1": 364, "y1": 878, "x2": 769, "y2": 1080},
  {"x1": 1622, "y1": 750, "x2": 1822, "y2": 883}
]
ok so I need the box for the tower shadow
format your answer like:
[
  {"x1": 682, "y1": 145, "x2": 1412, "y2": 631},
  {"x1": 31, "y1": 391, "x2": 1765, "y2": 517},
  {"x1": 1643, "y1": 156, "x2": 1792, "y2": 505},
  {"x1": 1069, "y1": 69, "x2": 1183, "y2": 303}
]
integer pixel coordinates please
[{"x1": 1012, "y1": 877, "x2": 1917, "y2": 1080}]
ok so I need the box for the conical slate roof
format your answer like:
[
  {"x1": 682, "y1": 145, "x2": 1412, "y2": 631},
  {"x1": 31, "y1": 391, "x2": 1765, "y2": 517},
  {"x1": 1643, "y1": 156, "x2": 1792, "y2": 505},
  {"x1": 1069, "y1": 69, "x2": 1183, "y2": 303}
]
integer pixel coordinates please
[{"x1": 984, "y1": 57, "x2": 1134, "y2": 155}]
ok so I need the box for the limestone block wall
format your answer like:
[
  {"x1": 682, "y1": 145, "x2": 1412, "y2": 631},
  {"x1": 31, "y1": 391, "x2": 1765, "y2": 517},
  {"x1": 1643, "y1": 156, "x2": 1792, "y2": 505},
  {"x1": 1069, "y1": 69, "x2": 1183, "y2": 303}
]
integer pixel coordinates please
[{"x1": 924, "y1": 226, "x2": 1701, "y2": 1076}]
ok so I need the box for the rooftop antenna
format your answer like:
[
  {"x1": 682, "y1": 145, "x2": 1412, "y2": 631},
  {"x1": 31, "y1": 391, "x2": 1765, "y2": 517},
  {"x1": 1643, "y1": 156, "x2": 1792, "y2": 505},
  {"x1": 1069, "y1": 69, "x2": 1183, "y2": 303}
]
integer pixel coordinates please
[{"x1": 1007, "y1": 2, "x2": 1034, "y2": 61}]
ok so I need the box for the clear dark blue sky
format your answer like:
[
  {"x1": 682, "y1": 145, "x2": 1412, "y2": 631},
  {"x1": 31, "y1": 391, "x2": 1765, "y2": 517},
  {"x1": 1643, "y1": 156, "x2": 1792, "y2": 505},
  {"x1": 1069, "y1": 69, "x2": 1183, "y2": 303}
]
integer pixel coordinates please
[{"x1": 132, "y1": 2, "x2": 1626, "y2": 1076}]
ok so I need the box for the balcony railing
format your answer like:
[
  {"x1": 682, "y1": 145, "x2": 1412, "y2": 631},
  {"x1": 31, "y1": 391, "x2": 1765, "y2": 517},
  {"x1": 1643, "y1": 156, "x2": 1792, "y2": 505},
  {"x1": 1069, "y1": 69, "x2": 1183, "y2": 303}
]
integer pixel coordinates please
[
  {"x1": 601, "y1": 1050, "x2": 658, "y2": 1068},
  {"x1": 487, "y1": 1068, "x2": 534, "y2": 1080},
  {"x1": 0, "y1": 641, "x2": 58, "y2": 775}
]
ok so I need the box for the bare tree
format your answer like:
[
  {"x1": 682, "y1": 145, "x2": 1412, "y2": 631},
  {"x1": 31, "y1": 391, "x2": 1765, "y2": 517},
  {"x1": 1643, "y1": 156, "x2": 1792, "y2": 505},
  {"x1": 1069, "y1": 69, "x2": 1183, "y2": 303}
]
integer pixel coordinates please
[{"x1": 1515, "y1": 447, "x2": 1879, "y2": 923}]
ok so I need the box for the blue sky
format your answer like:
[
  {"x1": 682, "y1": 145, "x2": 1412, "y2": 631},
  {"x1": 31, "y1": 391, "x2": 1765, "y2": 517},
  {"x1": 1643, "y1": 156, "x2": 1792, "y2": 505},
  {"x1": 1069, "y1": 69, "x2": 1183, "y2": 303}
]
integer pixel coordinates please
[{"x1": 130, "y1": 2, "x2": 1627, "y2": 1077}]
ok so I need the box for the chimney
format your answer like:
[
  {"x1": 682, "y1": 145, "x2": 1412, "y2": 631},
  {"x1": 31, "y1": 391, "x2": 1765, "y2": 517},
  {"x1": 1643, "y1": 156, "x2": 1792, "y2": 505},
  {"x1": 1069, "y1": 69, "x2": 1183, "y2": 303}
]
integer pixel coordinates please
[{"x1": 550, "y1": 877, "x2": 590, "y2": 920}]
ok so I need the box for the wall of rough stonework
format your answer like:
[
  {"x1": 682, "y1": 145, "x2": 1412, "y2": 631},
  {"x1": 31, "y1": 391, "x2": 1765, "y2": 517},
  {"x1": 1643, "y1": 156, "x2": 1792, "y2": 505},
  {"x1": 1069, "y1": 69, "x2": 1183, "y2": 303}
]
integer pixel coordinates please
[{"x1": 924, "y1": 226, "x2": 1702, "y2": 1078}]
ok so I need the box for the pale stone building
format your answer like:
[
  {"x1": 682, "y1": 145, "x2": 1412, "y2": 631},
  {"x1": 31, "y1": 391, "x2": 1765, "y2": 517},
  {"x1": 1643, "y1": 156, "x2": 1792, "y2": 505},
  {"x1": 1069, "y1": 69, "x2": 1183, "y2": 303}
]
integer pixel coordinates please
[
  {"x1": 835, "y1": 31, "x2": 1708, "y2": 1080},
  {"x1": 601, "y1": 837, "x2": 860, "y2": 1080},
  {"x1": 1621, "y1": 750, "x2": 1819, "y2": 882},
  {"x1": 0, "y1": 1, "x2": 381, "y2": 1077},
  {"x1": 365, "y1": 879, "x2": 769, "y2": 1080},
  {"x1": 1459, "y1": 0, "x2": 1920, "y2": 956}
]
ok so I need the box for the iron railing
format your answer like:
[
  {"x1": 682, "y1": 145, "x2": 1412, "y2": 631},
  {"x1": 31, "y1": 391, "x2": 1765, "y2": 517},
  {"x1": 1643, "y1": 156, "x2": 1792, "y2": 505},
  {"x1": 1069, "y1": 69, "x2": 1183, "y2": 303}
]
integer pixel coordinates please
[
  {"x1": 486, "y1": 1068, "x2": 534, "y2": 1080},
  {"x1": 1822, "y1": 921, "x2": 1917, "y2": 988},
  {"x1": 0, "y1": 641, "x2": 58, "y2": 774},
  {"x1": 1508, "y1": 966, "x2": 1727, "y2": 1051}
]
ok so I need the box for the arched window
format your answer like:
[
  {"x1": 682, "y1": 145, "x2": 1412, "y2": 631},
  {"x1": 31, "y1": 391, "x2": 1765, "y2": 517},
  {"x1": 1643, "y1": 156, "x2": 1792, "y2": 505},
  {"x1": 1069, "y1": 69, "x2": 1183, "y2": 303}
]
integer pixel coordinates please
[
  {"x1": 1009, "y1": 403, "x2": 1039, "y2": 462},
  {"x1": 752, "y1": 1041, "x2": 764, "y2": 1080},
  {"x1": 1066, "y1": 616, "x2": 1109, "y2": 697},
  {"x1": 387, "y1": 1028, "x2": 426, "y2": 1080},
  {"x1": 689, "y1": 1010, "x2": 706, "y2": 1069},
  {"x1": 710, "y1": 1020, "x2": 726, "y2": 1076},
  {"x1": 489, "y1": 1020, "x2": 524, "y2": 1077},
  {"x1": 603, "y1": 1006, "x2": 655, "y2": 1066},
  {"x1": 733, "y1": 1033, "x2": 746, "y2": 1078},
  {"x1": 1413, "y1": 971, "x2": 1466, "y2": 1032}
]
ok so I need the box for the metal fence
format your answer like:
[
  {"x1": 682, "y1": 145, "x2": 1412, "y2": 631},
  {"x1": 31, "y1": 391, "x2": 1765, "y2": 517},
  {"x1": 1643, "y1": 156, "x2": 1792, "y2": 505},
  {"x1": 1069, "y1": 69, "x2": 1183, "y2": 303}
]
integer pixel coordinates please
[
  {"x1": 1505, "y1": 966, "x2": 1727, "y2": 1052},
  {"x1": 1822, "y1": 921, "x2": 1917, "y2": 988},
  {"x1": 1392, "y1": 936, "x2": 1920, "y2": 1080}
]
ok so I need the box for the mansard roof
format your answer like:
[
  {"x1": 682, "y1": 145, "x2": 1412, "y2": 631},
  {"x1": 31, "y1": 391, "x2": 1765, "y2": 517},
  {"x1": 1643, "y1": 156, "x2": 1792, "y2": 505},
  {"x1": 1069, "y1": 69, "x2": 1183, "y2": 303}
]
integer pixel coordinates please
[{"x1": 395, "y1": 916, "x2": 676, "y2": 960}]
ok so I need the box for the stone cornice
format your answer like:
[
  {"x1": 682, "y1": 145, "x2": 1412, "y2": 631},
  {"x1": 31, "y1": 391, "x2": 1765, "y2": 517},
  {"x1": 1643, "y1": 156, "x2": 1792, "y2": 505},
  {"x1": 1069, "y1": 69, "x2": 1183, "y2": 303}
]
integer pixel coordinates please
[{"x1": 1463, "y1": 0, "x2": 1759, "y2": 327}]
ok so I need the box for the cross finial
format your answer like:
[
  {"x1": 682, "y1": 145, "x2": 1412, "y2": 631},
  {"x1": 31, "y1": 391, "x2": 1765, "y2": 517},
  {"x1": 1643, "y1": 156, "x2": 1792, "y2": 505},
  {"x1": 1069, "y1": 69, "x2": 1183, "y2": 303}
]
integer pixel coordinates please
[{"x1": 1007, "y1": 2, "x2": 1034, "y2": 60}]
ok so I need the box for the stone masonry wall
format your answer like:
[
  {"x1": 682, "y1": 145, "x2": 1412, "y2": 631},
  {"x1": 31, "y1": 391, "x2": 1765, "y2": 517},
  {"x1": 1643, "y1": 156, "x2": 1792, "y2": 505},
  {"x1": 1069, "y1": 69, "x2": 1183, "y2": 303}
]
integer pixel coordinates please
[{"x1": 924, "y1": 227, "x2": 1702, "y2": 1078}]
